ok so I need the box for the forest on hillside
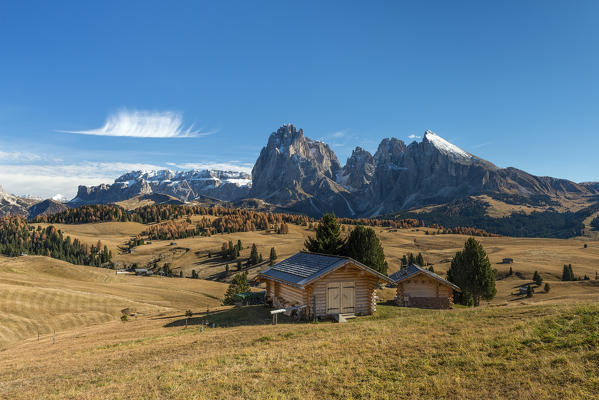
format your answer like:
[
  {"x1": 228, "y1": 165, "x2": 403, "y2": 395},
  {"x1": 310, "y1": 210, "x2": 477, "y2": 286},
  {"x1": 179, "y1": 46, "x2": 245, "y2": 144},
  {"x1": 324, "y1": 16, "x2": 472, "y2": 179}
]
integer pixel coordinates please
[
  {"x1": 392, "y1": 198, "x2": 599, "y2": 238},
  {"x1": 0, "y1": 216, "x2": 112, "y2": 266}
]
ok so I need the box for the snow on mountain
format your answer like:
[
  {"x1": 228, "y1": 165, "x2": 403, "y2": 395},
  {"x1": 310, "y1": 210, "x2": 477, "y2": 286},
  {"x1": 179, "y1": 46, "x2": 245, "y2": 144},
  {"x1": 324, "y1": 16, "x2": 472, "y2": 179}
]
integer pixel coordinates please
[
  {"x1": 51, "y1": 194, "x2": 68, "y2": 202},
  {"x1": 423, "y1": 130, "x2": 471, "y2": 159}
]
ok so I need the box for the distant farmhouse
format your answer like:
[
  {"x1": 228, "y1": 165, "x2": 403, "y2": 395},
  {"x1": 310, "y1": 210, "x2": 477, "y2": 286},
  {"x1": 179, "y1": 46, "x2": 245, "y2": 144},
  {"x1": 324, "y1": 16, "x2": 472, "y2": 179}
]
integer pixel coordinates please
[
  {"x1": 258, "y1": 252, "x2": 394, "y2": 319},
  {"x1": 134, "y1": 268, "x2": 153, "y2": 276},
  {"x1": 389, "y1": 264, "x2": 460, "y2": 309}
]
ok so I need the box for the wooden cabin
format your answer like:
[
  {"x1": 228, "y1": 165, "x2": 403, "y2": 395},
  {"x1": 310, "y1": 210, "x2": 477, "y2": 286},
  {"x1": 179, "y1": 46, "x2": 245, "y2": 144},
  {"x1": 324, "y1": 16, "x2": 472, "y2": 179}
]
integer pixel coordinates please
[
  {"x1": 389, "y1": 264, "x2": 460, "y2": 309},
  {"x1": 257, "y1": 252, "x2": 394, "y2": 319}
]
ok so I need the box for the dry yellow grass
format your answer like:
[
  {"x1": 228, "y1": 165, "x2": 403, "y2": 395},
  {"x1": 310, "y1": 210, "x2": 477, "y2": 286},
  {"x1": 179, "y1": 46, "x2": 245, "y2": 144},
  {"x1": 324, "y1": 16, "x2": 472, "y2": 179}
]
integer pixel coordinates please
[
  {"x1": 0, "y1": 255, "x2": 228, "y2": 347},
  {"x1": 2, "y1": 220, "x2": 599, "y2": 398},
  {"x1": 1, "y1": 303, "x2": 598, "y2": 399}
]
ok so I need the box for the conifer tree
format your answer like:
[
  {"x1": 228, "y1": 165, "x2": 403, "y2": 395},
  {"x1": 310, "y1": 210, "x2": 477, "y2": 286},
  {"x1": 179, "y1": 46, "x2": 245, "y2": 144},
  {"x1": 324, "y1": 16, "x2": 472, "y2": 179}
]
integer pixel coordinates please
[
  {"x1": 533, "y1": 271, "x2": 543, "y2": 286},
  {"x1": 249, "y1": 244, "x2": 259, "y2": 265},
  {"x1": 304, "y1": 213, "x2": 344, "y2": 255},
  {"x1": 447, "y1": 238, "x2": 496, "y2": 307},
  {"x1": 269, "y1": 247, "x2": 277, "y2": 265},
  {"x1": 223, "y1": 272, "x2": 250, "y2": 305},
  {"x1": 343, "y1": 226, "x2": 388, "y2": 275}
]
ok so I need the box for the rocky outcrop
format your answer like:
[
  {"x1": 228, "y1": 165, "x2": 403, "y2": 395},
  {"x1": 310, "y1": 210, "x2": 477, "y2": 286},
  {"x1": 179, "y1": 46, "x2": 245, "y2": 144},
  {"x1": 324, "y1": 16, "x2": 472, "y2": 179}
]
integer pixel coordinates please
[
  {"x1": 336, "y1": 147, "x2": 375, "y2": 192},
  {"x1": 0, "y1": 186, "x2": 40, "y2": 217},
  {"x1": 70, "y1": 169, "x2": 251, "y2": 206},
  {"x1": 250, "y1": 124, "x2": 356, "y2": 216}
]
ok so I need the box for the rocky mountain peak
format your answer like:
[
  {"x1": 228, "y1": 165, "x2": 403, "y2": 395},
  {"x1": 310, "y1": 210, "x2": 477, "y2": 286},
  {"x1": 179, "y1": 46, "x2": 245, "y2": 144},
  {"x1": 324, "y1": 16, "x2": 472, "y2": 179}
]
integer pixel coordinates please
[
  {"x1": 373, "y1": 138, "x2": 407, "y2": 166},
  {"x1": 336, "y1": 147, "x2": 375, "y2": 191},
  {"x1": 266, "y1": 124, "x2": 304, "y2": 150},
  {"x1": 250, "y1": 125, "x2": 351, "y2": 215},
  {"x1": 421, "y1": 130, "x2": 472, "y2": 160}
]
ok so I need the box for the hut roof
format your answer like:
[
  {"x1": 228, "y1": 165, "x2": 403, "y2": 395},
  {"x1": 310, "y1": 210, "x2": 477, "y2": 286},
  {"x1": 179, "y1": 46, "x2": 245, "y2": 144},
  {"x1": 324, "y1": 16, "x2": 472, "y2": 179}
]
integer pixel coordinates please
[
  {"x1": 389, "y1": 264, "x2": 461, "y2": 292},
  {"x1": 258, "y1": 251, "x2": 394, "y2": 289}
]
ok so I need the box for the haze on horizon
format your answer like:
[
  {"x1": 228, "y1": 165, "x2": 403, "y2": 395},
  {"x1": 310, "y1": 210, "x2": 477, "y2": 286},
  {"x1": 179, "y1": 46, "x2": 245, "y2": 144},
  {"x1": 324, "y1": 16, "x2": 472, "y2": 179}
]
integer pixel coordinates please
[{"x1": 0, "y1": 1, "x2": 597, "y2": 199}]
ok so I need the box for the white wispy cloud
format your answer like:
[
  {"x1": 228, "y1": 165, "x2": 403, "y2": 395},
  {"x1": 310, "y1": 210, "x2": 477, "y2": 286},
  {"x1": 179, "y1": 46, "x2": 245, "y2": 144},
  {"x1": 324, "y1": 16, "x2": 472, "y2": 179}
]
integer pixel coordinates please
[
  {"x1": 408, "y1": 134, "x2": 421, "y2": 140},
  {"x1": 59, "y1": 109, "x2": 211, "y2": 138},
  {"x1": 331, "y1": 131, "x2": 346, "y2": 138},
  {"x1": 0, "y1": 150, "x2": 42, "y2": 162}
]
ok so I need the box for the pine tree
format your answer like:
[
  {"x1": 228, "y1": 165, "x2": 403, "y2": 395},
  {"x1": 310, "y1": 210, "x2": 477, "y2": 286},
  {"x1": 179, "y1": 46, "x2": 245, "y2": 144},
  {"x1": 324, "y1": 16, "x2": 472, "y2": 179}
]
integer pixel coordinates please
[
  {"x1": 415, "y1": 253, "x2": 425, "y2": 267},
  {"x1": 343, "y1": 226, "x2": 388, "y2": 275},
  {"x1": 304, "y1": 213, "x2": 345, "y2": 255},
  {"x1": 269, "y1": 247, "x2": 277, "y2": 265},
  {"x1": 544, "y1": 283, "x2": 551, "y2": 293},
  {"x1": 249, "y1": 244, "x2": 259, "y2": 265},
  {"x1": 526, "y1": 285, "x2": 533, "y2": 298},
  {"x1": 508, "y1": 266, "x2": 513, "y2": 276},
  {"x1": 401, "y1": 255, "x2": 408, "y2": 267},
  {"x1": 428, "y1": 265, "x2": 435, "y2": 273},
  {"x1": 447, "y1": 238, "x2": 496, "y2": 307},
  {"x1": 533, "y1": 271, "x2": 543, "y2": 286},
  {"x1": 223, "y1": 272, "x2": 250, "y2": 305}
]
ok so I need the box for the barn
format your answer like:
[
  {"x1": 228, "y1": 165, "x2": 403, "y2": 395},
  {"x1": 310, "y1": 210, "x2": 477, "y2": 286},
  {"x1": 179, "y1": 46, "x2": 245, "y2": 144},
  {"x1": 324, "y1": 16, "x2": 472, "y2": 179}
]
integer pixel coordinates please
[
  {"x1": 257, "y1": 252, "x2": 394, "y2": 319},
  {"x1": 390, "y1": 264, "x2": 460, "y2": 309}
]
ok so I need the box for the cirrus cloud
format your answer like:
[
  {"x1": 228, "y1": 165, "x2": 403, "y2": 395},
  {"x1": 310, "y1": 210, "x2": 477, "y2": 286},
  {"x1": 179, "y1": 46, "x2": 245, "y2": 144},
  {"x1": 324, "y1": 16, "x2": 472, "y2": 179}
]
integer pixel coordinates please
[{"x1": 59, "y1": 109, "x2": 212, "y2": 138}]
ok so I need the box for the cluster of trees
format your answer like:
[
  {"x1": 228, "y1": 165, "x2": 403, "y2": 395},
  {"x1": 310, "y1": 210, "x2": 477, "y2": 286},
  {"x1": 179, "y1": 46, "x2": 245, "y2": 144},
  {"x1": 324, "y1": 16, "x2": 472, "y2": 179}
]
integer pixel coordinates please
[
  {"x1": 304, "y1": 214, "x2": 388, "y2": 275},
  {"x1": 145, "y1": 219, "x2": 198, "y2": 240},
  {"x1": 32, "y1": 204, "x2": 129, "y2": 224},
  {"x1": 447, "y1": 238, "x2": 496, "y2": 307},
  {"x1": 0, "y1": 216, "x2": 112, "y2": 267},
  {"x1": 337, "y1": 217, "x2": 422, "y2": 230},
  {"x1": 591, "y1": 216, "x2": 599, "y2": 231},
  {"x1": 33, "y1": 203, "x2": 312, "y2": 227},
  {"x1": 426, "y1": 225, "x2": 501, "y2": 237},
  {"x1": 401, "y1": 252, "x2": 426, "y2": 267},
  {"x1": 221, "y1": 240, "x2": 243, "y2": 260},
  {"x1": 562, "y1": 264, "x2": 576, "y2": 281}
]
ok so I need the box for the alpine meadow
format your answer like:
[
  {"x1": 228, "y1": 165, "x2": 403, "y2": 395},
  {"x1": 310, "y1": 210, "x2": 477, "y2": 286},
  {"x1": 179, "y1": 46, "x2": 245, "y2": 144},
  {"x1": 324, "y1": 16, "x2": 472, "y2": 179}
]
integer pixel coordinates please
[{"x1": 1, "y1": 2, "x2": 599, "y2": 399}]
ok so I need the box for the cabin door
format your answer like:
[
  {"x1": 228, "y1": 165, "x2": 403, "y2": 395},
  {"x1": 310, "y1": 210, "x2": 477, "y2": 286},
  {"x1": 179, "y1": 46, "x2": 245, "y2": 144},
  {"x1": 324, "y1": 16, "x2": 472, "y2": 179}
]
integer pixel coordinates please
[
  {"x1": 327, "y1": 282, "x2": 355, "y2": 314},
  {"x1": 327, "y1": 283, "x2": 341, "y2": 314},
  {"x1": 341, "y1": 282, "x2": 355, "y2": 313}
]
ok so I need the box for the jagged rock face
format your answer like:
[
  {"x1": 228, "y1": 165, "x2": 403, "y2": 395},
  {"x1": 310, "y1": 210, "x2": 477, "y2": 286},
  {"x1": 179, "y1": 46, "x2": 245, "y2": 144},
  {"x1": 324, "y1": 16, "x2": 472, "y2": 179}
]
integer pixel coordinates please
[
  {"x1": 250, "y1": 124, "x2": 355, "y2": 216},
  {"x1": 0, "y1": 186, "x2": 40, "y2": 217},
  {"x1": 336, "y1": 147, "x2": 375, "y2": 192},
  {"x1": 367, "y1": 131, "x2": 502, "y2": 213},
  {"x1": 71, "y1": 169, "x2": 251, "y2": 205}
]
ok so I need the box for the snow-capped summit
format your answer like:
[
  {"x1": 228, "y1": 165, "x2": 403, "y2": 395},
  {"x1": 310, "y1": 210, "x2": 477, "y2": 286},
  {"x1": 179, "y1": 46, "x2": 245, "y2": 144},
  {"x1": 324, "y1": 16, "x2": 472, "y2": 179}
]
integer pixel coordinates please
[
  {"x1": 51, "y1": 194, "x2": 68, "y2": 203},
  {"x1": 71, "y1": 168, "x2": 252, "y2": 206},
  {"x1": 422, "y1": 130, "x2": 471, "y2": 159}
]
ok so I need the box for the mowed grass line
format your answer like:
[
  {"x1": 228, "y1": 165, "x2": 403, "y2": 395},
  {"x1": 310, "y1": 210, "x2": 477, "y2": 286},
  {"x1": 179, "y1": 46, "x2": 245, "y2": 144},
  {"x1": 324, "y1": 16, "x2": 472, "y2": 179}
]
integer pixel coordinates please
[
  {"x1": 1, "y1": 304, "x2": 598, "y2": 399},
  {"x1": 0, "y1": 256, "x2": 229, "y2": 346}
]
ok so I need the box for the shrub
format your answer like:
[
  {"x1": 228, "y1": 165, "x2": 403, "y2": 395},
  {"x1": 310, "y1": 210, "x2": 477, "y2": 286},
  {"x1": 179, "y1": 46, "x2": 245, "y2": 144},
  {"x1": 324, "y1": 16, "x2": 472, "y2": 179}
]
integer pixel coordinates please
[{"x1": 544, "y1": 283, "x2": 551, "y2": 293}]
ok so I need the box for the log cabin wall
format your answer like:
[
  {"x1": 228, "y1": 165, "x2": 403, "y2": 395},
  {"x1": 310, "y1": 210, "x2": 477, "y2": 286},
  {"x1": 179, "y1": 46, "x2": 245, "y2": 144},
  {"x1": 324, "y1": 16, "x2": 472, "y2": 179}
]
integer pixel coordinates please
[
  {"x1": 395, "y1": 274, "x2": 454, "y2": 309},
  {"x1": 308, "y1": 264, "x2": 379, "y2": 317}
]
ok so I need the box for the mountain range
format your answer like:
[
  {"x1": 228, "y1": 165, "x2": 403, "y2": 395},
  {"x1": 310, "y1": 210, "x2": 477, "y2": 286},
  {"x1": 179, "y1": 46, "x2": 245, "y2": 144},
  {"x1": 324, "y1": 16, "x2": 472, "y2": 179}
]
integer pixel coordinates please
[{"x1": 2, "y1": 124, "x2": 598, "y2": 237}]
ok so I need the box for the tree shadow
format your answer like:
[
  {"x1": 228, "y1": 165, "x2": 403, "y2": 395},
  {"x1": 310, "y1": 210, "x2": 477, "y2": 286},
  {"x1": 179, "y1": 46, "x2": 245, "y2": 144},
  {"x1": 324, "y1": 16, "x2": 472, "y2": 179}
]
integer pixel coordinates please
[{"x1": 163, "y1": 305, "x2": 299, "y2": 328}]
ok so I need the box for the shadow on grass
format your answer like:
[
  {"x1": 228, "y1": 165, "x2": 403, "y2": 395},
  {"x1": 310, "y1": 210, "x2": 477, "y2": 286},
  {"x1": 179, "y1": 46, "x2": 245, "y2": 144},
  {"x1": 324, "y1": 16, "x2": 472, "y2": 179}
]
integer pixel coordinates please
[{"x1": 163, "y1": 305, "x2": 299, "y2": 328}]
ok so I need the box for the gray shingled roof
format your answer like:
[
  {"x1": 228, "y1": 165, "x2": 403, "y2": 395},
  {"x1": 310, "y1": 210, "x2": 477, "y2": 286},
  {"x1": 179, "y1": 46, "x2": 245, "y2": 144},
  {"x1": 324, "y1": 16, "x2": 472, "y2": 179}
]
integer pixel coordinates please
[
  {"x1": 389, "y1": 264, "x2": 461, "y2": 291},
  {"x1": 258, "y1": 252, "x2": 394, "y2": 288}
]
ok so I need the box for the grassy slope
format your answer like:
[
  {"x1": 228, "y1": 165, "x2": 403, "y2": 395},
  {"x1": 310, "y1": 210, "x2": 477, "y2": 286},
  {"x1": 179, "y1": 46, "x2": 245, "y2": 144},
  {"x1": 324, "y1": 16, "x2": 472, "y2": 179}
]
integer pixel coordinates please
[
  {"x1": 1, "y1": 304, "x2": 598, "y2": 399},
  {"x1": 0, "y1": 255, "x2": 228, "y2": 346}
]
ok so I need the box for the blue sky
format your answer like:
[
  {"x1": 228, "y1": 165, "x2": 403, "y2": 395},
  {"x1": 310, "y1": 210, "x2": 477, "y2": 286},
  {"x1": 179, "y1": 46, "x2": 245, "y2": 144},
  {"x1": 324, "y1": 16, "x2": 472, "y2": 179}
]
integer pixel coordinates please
[{"x1": 0, "y1": 1, "x2": 597, "y2": 198}]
